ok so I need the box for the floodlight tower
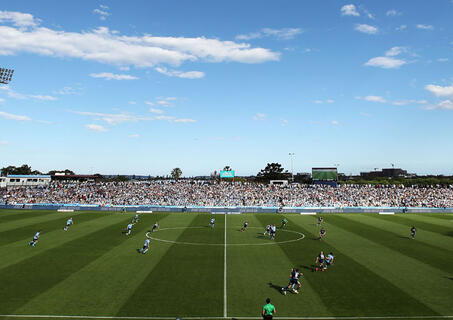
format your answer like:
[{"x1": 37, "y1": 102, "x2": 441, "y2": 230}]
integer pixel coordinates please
[
  {"x1": 289, "y1": 152, "x2": 295, "y2": 181},
  {"x1": 0, "y1": 68, "x2": 14, "y2": 84}
]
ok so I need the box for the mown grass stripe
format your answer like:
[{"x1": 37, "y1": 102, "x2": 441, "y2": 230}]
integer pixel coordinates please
[
  {"x1": 0, "y1": 212, "x2": 64, "y2": 233},
  {"x1": 15, "y1": 213, "x2": 171, "y2": 316},
  {"x1": 0, "y1": 212, "x2": 106, "y2": 247},
  {"x1": 363, "y1": 214, "x2": 453, "y2": 251},
  {"x1": 0, "y1": 213, "x2": 127, "y2": 270},
  {"x1": 373, "y1": 214, "x2": 453, "y2": 235},
  {"x1": 116, "y1": 214, "x2": 224, "y2": 317},
  {"x1": 319, "y1": 215, "x2": 453, "y2": 315},
  {"x1": 236, "y1": 214, "x2": 332, "y2": 317},
  {"x1": 333, "y1": 215, "x2": 452, "y2": 274},
  {"x1": 286, "y1": 215, "x2": 440, "y2": 317},
  {"x1": 0, "y1": 214, "x2": 133, "y2": 314},
  {"x1": 0, "y1": 210, "x2": 55, "y2": 224}
]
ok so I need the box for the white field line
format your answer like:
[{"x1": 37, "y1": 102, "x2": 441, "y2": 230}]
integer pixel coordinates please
[
  {"x1": 224, "y1": 213, "x2": 227, "y2": 318},
  {"x1": 145, "y1": 227, "x2": 304, "y2": 246},
  {"x1": 1, "y1": 314, "x2": 453, "y2": 319}
]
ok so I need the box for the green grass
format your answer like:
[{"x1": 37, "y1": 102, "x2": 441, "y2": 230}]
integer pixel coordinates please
[{"x1": 0, "y1": 209, "x2": 452, "y2": 319}]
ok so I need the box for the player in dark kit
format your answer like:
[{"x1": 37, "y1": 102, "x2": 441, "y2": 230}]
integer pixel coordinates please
[
  {"x1": 151, "y1": 221, "x2": 159, "y2": 232},
  {"x1": 241, "y1": 221, "x2": 249, "y2": 232},
  {"x1": 411, "y1": 226, "x2": 416, "y2": 239},
  {"x1": 281, "y1": 268, "x2": 302, "y2": 294},
  {"x1": 315, "y1": 251, "x2": 326, "y2": 271},
  {"x1": 317, "y1": 216, "x2": 323, "y2": 227},
  {"x1": 318, "y1": 228, "x2": 326, "y2": 241}
]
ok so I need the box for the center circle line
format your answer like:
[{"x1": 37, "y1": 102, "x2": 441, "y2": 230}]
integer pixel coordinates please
[{"x1": 145, "y1": 226, "x2": 305, "y2": 246}]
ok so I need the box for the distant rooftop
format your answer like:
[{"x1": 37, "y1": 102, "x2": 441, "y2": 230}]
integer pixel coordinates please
[{"x1": 7, "y1": 175, "x2": 51, "y2": 178}]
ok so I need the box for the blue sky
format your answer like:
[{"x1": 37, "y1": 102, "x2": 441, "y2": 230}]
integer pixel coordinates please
[{"x1": 0, "y1": 0, "x2": 452, "y2": 176}]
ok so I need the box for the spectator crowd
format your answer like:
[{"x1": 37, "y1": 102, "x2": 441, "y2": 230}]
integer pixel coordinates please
[{"x1": 1, "y1": 180, "x2": 453, "y2": 208}]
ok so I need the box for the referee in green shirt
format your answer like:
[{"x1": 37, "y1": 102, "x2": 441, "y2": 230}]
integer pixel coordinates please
[{"x1": 262, "y1": 298, "x2": 276, "y2": 320}]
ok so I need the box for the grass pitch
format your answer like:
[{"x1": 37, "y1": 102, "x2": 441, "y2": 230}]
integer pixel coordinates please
[{"x1": 0, "y1": 209, "x2": 452, "y2": 319}]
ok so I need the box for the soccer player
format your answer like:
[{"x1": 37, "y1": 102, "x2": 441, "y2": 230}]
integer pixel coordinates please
[
  {"x1": 125, "y1": 223, "x2": 133, "y2": 235},
  {"x1": 262, "y1": 298, "x2": 276, "y2": 320},
  {"x1": 133, "y1": 213, "x2": 139, "y2": 223},
  {"x1": 281, "y1": 218, "x2": 288, "y2": 228},
  {"x1": 263, "y1": 224, "x2": 271, "y2": 236},
  {"x1": 241, "y1": 220, "x2": 248, "y2": 232},
  {"x1": 210, "y1": 217, "x2": 216, "y2": 229},
  {"x1": 151, "y1": 221, "x2": 159, "y2": 232},
  {"x1": 63, "y1": 217, "x2": 73, "y2": 231},
  {"x1": 317, "y1": 216, "x2": 323, "y2": 227},
  {"x1": 270, "y1": 224, "x2": 277, "y2": 240},
  {"x1": 281, "y1": 268, "x2": 302, "y2": 295},
  {"x1": 315, "y1": 251, "x2": 326, "y2": 271},
  {"x1": 411, "y1": 226, "x2": 416, "y2": 239},
  {"x1": 319, "y1": 228, "x2": 326, "y2": 241},
  {"x1": 28, "y1": 231, "x2": 41, "y2": 247},
  {"x1": 326, "y1": 252, "x2": 335, "y2": 268},
  {"x1": 139, "y1": 239, "x2": 150, "y2": 254}
]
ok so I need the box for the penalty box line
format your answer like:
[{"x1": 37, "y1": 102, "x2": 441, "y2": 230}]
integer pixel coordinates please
[{"x1": 1, "y1": 315, "x2": 453, "y2": 320}]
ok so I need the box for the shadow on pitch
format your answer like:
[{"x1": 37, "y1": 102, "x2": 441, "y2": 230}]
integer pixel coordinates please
[
  {"x1": 268, "y1": 282, "x2": 285, "y2": 293},
  {"x1": 445, "y1": 276, "x2": 453, "y2": 281},
  {"x1": 299, "y1": 264, "x2": 315, "y2": 272}
]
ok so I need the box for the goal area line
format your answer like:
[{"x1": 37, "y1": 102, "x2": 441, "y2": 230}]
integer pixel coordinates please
[{"x1": 1, "y1": 315, "x2": 452, "y2": 320}]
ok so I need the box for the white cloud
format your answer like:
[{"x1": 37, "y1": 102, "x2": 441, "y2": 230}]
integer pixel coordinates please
[
  {"x1": 425, "y1": 84, "x2": 453, "y2": 97},
  {"x1": 365, "y1": 95, "x2": 387, "y2": 103},
  {"x1": 55, "y1": 86, "x2": 78, "y2": 95},
  {"x1": 331, "y1": 120, "x2": 339, "y2": 125},
  {"x1": 149, "y1": 108, "x2": 164, "y2": 114},
  {"x1": 392, "y1": 99, "x2": 427, "y2": 106},
  {"x1": 396, "y1": 25, "x2": 407, "y2": 31},
  {"x1": 93, "y1": 5, "x2": 110, "y2": 21},
  {"x1": 0, "y1": 86, "x2": 57, "y2": 100},
  {"x1": 364, "y1": 56, "x2": 406, "y2": 69},
  {"x1": 253, "y1": 113, "x2": 266, "y2": 121},
  {"x1": 0, "y1": 110, "x2": 31, "y2": 121},
  {"x1": 173, "y1": 118, "x2": 196, "y2": 123},
  {"x1": 261, "y1": 28, "x2": 303, "y2": 40},
  {"x1": 76, "y1": 111, "x2": 154, "y2": 125},
  {"x1": 281, "y1": 119, "x2": 288, "y2": 127},
  {"x1": 74, "y1": 110, "x2": 195, "y2": 124},
  {"x1": 385, "y1": 46, "x2": 405, "y2": 57},
  {"x1": 341, "y1": 4, "x2": 360, "y2": 16},
  {"x1": 128, "y1": 134, "x2": 140, "y2": 138},
  {"x1": 314, "y1": 99, "x2": 334, "y2": 104},
  {"x1": 0, "y1": 140, "x2": 8, "y2": 145},
  {"x1": 156, "y1": 100, "x2": 173, "y2": 106},
  {"x1": 386, "y1": 9, "x2": 400, "y2": 16},
  {"x1": 0, "y1": 12, "x2": 279, "y2": 67},
  {"x1": 86, "y1": 124, "x2": 108, "y2": 132},
  {"x1": 416, "y1": 24, "x2": 434, "y2": 30},
  {"x1": 0, "y1": 97, "x2": 4, "y2": 103},
  {"x1": 90, "y1": 72, "x2": 138, "y2": 80},
  {"x1": 437, "y1": 58, "x2": 449, "y2": 63},
  {"x1": 28, "y1": 94, "x2": 58, "y2": 101},
  {"x1": 236, "y1": 28, "x2": 302, "y2": 41},
  {"x1": 128, "y1": 101, "x2": 136, "y2": 104},
  {"x1": 426, "y1": 100, "x2": 453, "y2": 110},
  {"x1": 0, "y1": 11, "x2": 38, "y2": 27},
  {"x1": 355, "y1": 24, "x2": 378, "y2": 34},
  {"x1": 155, "y1": 67, "x2": 205, "y2": 79}
]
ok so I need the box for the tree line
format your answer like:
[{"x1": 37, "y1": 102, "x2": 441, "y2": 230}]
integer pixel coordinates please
[{"x1": 2, "y1": 163, "x2": 452, "y2": 185}]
